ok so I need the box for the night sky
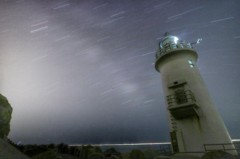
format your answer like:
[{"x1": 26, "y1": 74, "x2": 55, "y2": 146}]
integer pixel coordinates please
[{"x1": 0, "y1": 0, "x2": 240, "y2": 144}]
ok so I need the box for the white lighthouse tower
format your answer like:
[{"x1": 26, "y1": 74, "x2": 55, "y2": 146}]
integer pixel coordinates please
[{"x1": 155, "y1": 33, "x2": 237, "y2": 157}]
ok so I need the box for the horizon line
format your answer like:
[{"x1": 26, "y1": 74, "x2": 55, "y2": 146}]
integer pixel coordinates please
[{"x1": 69, "y1": 139, "x2": 240, "y2": 147}]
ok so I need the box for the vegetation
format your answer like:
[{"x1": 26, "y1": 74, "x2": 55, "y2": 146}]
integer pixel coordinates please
[
  {"x1": 6, "y1": 141, "x2": 125, "y2": 159},
  {"x1": 0, "y1": 94, "x2": 13, "y2": 138},
  {"x1": 32, "y1": 150, "x2": 58, "y2": 159},
  {"x1": 5, "y1": 138, "x2": 169, "y2": 159},
  {"x1": 104, "y1": 147, "x2": 122, "y2": 159},
  {"x1": 128, "y1": 149, "x2": 145, "y2": 159}
]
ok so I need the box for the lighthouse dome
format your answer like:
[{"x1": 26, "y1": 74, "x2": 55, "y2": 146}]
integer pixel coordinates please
[
  {"x1": 155, "y1": 33, "x2": 195, "y2": 62},
  {"x1": 159, "y1": 35, "x2": 179, "y2": 49}
]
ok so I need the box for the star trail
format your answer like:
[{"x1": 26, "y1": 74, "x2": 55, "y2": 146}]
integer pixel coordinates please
[{"x1": 0, "y1": 0, "x2": 239, "y2": 144}]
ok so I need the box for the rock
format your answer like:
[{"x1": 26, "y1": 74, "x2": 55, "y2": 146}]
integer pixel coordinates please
[
  {"x1": 0, "y1": 94, "x2": 28, "y2": 159},
  {"x1": 0, "y1": 138, "x2": 30, "y2": 159},
  {"x1": 0, "y1": 94, "x2": 12, "y2": 138}
]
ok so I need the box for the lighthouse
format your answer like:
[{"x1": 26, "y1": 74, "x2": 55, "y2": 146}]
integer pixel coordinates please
[{"x1": 155, "y1": 33, "x2": 237, "y2": 156}]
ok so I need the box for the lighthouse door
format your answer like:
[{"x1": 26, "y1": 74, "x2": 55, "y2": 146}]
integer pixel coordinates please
[{"x1": 170, "y1": 131, "x2": 179, "y2": 153}]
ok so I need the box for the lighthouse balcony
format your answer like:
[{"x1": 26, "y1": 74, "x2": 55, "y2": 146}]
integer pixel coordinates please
[
  {"x1": 156, "y1": 41, "x2": 193, "y2": 59},
  {"x1": 167, "y1": 90, "x2": 199, "y2": 119}
]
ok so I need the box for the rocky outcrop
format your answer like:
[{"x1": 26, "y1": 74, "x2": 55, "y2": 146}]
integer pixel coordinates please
[
  {"x1": 0, "y1": 138, "x2": 30, "y2": 159},
  {"x1": 0, "y1": 94, "x2": 30, "y2": 158},
  {"x1": 0, "y1": 94, "x2": 12, "y2": 138}
]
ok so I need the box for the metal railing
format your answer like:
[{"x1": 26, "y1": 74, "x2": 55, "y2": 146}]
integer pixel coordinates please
[
  {"x1": 156, "y1": 41, "x2": 193, "y2": 59},
  {"x1": 204, "y1": 143, "x2": 238, "y2": 152},
  {"x1": 167, "y1": 90, "x2": 196, "y2": 107}
]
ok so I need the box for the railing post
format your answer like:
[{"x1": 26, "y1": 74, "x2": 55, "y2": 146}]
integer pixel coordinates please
[{"x1": 203, "y1": 144, "x2": 207, "y2": 152}]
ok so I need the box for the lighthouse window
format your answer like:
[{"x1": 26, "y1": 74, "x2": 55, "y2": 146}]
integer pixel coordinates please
[
  {"x1": 188, "y1": 60, "x2": 193, "y2": 64},
  {"x1": 188, "y1": 60, "x2": 194, "y2": 68}
]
